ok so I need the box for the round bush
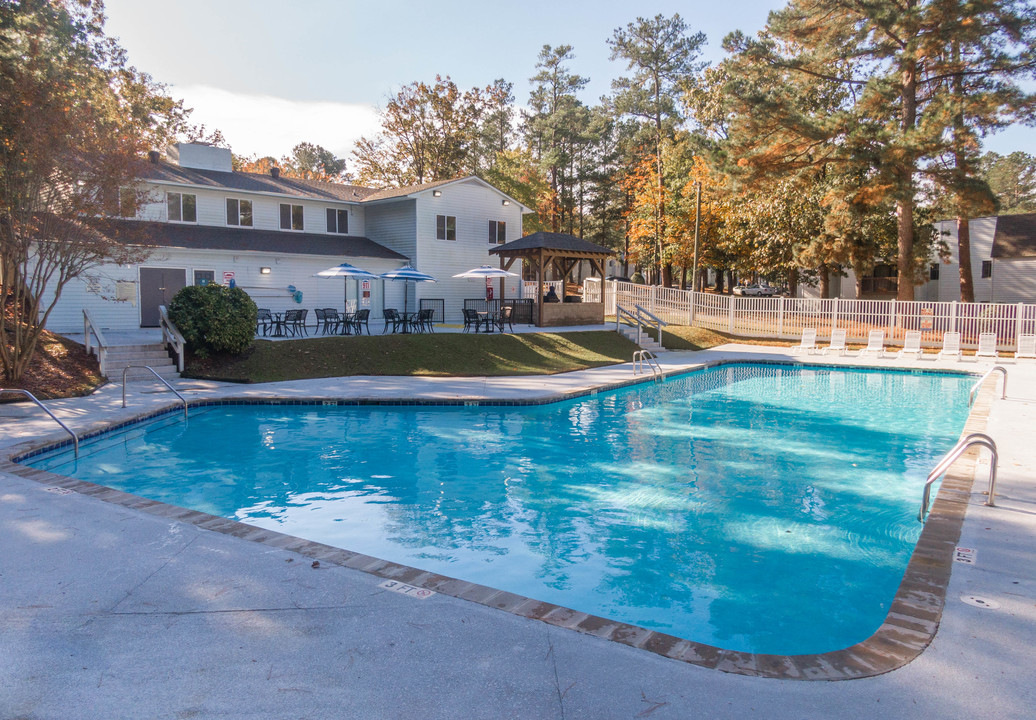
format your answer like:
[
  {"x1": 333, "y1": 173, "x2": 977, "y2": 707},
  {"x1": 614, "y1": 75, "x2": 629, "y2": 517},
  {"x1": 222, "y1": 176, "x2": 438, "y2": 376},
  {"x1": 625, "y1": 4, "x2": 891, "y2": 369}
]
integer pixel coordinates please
[
  {"x1": 168, "y1": 284, "x2": 257, "y2": 356},
  {"x1": 630, "y1": 272, "x2": 646, "y2": 284}
]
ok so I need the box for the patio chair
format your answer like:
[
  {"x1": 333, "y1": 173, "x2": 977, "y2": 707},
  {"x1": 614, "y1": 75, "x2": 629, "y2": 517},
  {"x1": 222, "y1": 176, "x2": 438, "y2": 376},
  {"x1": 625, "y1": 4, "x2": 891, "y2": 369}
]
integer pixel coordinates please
[
  {"x1": 821, "y1": 328, "x2": 847, "y2": 356},
  {"x1": 495, "y1": 305, "x2": 514, "y2": 333},
  {"x1": 976, "y1": 333, "x2": 999, "y2": 360},
  {"x1": 858, "y1": 330, "x2": 886, "y2": 358},
  {"x1": 1015, "y1": 333, "x2": 1036, "y2": 360},
  {"x1": 256, "y1": 308, "x2": 272, "y2": 337},
  {"x1": 321, "y1": 308, "x2": 341, "y2": 335},
  {"x1": 382, "y1": 308, "x2": 403, "y2": 334},
  {"x1": 313, "y1": 308, "x2": 327, "y2": 335},
  {"x1": 282, "y1": 309, "x2": 305, "y2": 337},
  {"x1": 462, "y1": 308, "x2": 479, "y2": 333},
  {"x1": 897, "y1": 331, "x2": 923, "y2": 359},
  {"x1": 416, "y1": 308, "x2": 435, "y2": 333},
  {"x1": 790, "y1": 328, "x2": 818, "y2": 354},
  {"x1": 350, "y1": 308, "x2": 371, "y2": 335},
  {"x1": 937, "y1": 331, "x2": 962, "y2": 361}
]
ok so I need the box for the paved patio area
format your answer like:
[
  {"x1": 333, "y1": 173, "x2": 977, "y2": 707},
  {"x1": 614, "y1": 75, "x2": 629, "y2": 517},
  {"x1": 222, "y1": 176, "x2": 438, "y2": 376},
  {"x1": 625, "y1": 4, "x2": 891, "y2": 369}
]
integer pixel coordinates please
[{"x1": 2, "y1": 345, "x2": 1034, "y2": 719}]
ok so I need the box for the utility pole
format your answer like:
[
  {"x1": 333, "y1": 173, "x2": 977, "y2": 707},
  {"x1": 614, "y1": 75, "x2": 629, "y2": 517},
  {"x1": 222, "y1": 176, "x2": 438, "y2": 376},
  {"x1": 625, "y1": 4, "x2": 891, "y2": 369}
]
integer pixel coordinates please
[{"x1": 691, "y1": 181, "x2": 702, "y2": 292}]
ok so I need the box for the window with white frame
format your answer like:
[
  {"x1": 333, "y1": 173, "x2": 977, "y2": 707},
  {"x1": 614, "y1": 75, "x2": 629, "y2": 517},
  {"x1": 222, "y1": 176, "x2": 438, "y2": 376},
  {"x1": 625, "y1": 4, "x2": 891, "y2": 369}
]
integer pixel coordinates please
[
  {"x1": 167, "y1": 192, "x2": 197, "y2": 223},
  {"x1": 326, "y1": 208, "x2": 349, "y2": 234},
  {"x1": 226, "y1": 198, "x2": 253, "y2": 227},
  {"x1": 280, "y1": 203, "x2": 304, "y2": 231},
  {"x1": 489, "y1": 220, "x2": 506, "y2": 244},
  {"x1": 436, "y1": 214, "x2": 456, "y2": 241}
]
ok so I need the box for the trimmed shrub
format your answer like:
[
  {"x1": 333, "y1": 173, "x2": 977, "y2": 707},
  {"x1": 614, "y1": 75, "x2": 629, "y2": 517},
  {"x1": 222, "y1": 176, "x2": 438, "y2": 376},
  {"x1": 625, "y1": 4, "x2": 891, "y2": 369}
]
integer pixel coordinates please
[
  {"x1": 168, "y1": 284, "x2": 257, "y2": 357},
  {"x1": 630, "y1": 272, "x2": 646, "y2": 284}
]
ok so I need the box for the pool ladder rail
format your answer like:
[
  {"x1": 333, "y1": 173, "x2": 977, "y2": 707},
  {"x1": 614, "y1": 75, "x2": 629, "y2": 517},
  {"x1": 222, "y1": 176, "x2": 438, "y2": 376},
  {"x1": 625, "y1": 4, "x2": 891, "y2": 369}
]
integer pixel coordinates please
[
  {"x1": 969, "y1": 365, "x2": 1007, "y2": 407},
  {"x1": 633, "y1": 350, "x2": 665, "y2": 382},
  {"x1": 0, "y1": 388, "x2": 79, "y2": 457},
  {"x1": 122, "y1": 366, "x2": 189, "y2": 420},
  {"x1": 919, "y1": 432, "x2": 998, "y2": 523}
]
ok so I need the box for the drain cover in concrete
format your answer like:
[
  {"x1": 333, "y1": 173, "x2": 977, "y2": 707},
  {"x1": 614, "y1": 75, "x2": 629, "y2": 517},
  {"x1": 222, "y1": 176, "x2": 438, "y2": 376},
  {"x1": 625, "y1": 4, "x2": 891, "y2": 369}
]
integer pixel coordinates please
[{"x1": 961, "y1": 594, "x2": 1001, "y2": 609}]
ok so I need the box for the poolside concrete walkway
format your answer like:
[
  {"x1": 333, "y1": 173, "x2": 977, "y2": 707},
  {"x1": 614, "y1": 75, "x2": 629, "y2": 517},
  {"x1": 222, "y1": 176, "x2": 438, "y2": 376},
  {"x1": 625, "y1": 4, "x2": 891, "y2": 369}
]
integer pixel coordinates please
[{"x1": 2, "y1": 346, "x2": 1035, "y2": 719}]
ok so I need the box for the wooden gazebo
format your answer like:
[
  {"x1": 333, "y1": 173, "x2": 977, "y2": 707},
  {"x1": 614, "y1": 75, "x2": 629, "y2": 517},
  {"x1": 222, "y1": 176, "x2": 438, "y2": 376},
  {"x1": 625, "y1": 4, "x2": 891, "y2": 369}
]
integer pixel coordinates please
[{"x1": 489, "y1": 232, "x2": 614, "y2": 327}]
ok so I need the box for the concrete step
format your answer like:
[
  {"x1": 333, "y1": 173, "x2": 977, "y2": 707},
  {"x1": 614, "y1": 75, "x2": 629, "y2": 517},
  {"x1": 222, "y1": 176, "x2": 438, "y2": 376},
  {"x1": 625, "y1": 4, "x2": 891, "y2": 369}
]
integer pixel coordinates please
[
  {"x1": 617, "y1": 326, "x2": 667, "y2": 353},
  {"x1": 111, "y1": 363, "x2": 179, "y2": 380},
  {"x1": 104, "y1": 350, "x2": 176, "y2": 364},
  {"x1": 98, "y1": 343, "x2": 179, "y2": 379}
]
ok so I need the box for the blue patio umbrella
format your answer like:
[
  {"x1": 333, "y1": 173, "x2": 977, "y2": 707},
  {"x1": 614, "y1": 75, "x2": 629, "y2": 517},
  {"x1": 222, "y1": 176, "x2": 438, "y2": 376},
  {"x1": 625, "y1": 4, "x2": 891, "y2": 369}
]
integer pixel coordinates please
[
  {"x1": 314, "y1": 262, "x2": 381, "y2": 312},
  {"x1": 379, "y1": 264, "x2": 436, "y2": 314}
]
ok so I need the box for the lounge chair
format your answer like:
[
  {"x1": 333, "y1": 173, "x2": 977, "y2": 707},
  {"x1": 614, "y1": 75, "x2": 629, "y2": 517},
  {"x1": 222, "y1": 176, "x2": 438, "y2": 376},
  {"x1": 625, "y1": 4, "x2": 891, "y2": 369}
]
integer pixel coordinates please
[
  {"x1": 821, "y1": 328, "x2": 847, "y2": 356},
  {"x1": 1015, "y1": 334, "x2": 1036, "y2": 360},
  {"x1": 937, "y1": 331, "x2": 962, "y2": 361},
  {"x1": 858, "y1": 330, "x2": 886, "y2": 358},
  {"x1": 897, "y1": 331, "x2": 923, "y2": 359},
  {"x1": 790, "y1": 328, "x2": 818, "y2": 354},
  {"x1": 976, "y1": 333, "x2": 998, "y2": 360}
]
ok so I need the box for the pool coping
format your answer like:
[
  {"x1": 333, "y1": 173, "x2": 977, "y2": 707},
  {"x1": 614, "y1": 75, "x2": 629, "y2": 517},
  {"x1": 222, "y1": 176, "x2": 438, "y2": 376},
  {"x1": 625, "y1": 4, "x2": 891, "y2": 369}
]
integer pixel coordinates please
[{"x1": 0, "y1": 360, "x2": 994, "y2": 681}]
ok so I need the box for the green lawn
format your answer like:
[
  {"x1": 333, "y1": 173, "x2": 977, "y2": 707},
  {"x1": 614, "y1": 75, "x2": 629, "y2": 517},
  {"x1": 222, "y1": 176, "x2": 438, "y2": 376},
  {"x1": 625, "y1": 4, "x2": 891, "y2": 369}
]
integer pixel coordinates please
[{"x1": 185, "y1": 331, "x2": 650, "y2": 383}]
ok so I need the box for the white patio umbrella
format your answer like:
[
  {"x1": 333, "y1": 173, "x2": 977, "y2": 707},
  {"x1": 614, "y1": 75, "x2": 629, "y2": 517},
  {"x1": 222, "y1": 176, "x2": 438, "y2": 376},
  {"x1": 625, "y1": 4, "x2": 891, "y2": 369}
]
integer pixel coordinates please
[
  {"x1": 453, "y1": 265, "x2": 519, "y2": 300},
  {"x1": 378, "y1": 264, "x2": 436, "y2": 315}
]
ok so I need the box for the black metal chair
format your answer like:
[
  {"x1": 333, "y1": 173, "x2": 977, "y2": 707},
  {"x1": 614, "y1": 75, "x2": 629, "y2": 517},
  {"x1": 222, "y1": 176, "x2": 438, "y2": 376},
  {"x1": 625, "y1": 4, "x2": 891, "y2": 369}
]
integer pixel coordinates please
[
  {"x1": 313, "y1": 308, "x2": 327, "y2": 334},
  {"x1": 416, "y1": 308, "x2": 435, "y2": 333},
  {"x1": 462, "y1": 308, "x2": 479, "y2": 333},
  {"x1": 256, "y1": 308, "x2": 272, "y2": 336},
  {"x1": 321, "y1": 308, "x2": 341, "y2": 335},
  {"x1": 283, "y1": 308, "x2": 308, "y2": 337},
  {"x1": 382, "y1": 308, "x2": 403, "y2": 334},
  {"x1": 495, "y1": 306, "x2": 514, "y2": 333},
  {"x1": 351, "y1": 308, "x2": 371, "y2": 335}
]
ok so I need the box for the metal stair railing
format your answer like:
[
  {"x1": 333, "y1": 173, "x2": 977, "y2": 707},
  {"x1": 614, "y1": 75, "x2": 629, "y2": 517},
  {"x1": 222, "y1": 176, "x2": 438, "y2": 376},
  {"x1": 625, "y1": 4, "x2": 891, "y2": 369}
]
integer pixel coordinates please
[
  {"x1": 158, "y1": 305, "x2": 186, "y2": 373},
  {"x1": 122, "y1": 366, "x2": 188, "y2": 419},
  {"x1": 83, "y1": 309, "x2": 109, "y2": 376},
  {"x1": 918, "y1": 432, "x2": 998, "y2": 523},
  {"x1": 0, "y1": 388, "x2": 79, "y2": 457},
  {"x1": 616, "y1": 303, "x2": 667, "y2": 348},
  {"x1": 969, "y1": 365, "x2": 1007, "y2": 407},
  {"x1": 633, "y1": 349, "x2": 664, "y2": 382}
]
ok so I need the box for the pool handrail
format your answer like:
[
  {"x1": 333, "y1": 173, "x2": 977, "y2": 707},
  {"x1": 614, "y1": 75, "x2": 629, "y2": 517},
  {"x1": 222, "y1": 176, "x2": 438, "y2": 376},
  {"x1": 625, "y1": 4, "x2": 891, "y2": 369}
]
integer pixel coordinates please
[
  {"x1": 968, "y1": 365, "x2": 1006, "y2": 407},
  {"x1": 919, "y1": 432, "x2": 998, "y2": 523},
  {"x1": 633, "y1": 349, "x2": 664, "y2": 381},
  {"x1": 0, "y1": 388, "x2": 79, "y2": 457},
  {"x1": 122, "y1": 366, "x2": 188, "y2": 419}
]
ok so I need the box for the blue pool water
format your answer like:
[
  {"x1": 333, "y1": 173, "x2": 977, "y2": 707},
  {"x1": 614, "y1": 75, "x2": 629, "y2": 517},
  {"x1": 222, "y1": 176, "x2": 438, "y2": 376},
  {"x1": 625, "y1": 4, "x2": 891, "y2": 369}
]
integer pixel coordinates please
[{"x1": 27, "y1": 364, "x2": 972, "y2": 655}]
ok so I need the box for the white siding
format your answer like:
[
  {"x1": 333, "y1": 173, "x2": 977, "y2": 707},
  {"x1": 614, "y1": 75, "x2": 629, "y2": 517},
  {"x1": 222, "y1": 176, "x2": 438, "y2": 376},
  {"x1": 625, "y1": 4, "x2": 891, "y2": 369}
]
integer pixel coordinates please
[
  {"x1": 994, "y1": 260, "x2": 1036, "y2": 303},
  {"x1": 932, "y1": 217, "x2": 996, "y2": 302},
  {"x1": 412, "y1": 180, "x2": 525, "y2": 322},
  {"x1": 40, "y1": 248, "x2": 402, "y2": 333}
]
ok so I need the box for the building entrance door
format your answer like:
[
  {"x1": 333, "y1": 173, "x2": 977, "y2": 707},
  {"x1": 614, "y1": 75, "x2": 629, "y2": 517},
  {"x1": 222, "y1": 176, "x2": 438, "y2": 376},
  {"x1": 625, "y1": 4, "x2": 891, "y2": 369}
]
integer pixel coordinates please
[{"x1": 139, "y1": 267, "x2": 186, "y2": 326}]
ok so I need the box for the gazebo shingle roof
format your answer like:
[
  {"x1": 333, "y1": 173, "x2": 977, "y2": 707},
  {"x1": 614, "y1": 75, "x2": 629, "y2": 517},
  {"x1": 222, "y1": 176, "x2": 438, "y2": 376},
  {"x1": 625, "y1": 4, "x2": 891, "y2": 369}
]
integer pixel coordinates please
[{"x1": 490, "y1": 232, "x2": 614, "y2": 256}]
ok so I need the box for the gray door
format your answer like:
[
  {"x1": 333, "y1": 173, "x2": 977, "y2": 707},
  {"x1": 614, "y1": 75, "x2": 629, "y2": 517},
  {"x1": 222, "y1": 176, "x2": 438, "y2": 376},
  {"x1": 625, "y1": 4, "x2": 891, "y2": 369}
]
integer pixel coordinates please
[{"x1": 139, "y1": 267, "x2": 186, "y2": 327}]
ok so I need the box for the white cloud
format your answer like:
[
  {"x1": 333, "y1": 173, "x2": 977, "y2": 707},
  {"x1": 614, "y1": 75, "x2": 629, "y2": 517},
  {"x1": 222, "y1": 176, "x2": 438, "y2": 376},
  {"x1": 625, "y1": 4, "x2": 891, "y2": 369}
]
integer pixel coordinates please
[{"x1": 173, "y1": 85, "x2": 381, "y2": 164}]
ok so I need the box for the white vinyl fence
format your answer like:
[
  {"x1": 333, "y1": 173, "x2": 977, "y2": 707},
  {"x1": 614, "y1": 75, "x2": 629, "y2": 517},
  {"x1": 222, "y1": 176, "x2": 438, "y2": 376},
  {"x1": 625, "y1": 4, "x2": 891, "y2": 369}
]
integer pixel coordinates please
[{"x1": 584, "y1": 280, "x2": 1036, "y2": 351}]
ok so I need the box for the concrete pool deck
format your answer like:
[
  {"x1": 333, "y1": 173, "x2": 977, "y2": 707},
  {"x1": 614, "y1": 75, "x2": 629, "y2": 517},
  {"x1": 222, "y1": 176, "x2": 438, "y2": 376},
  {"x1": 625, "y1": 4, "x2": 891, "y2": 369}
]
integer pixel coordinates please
[{"x1": 1, "y1": 345, "x2": 1034, "y2": 718}]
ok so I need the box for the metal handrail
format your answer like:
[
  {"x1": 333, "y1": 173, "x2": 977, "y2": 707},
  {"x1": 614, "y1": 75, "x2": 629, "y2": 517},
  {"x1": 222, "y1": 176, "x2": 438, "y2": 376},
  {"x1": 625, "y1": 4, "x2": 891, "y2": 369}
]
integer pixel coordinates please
[
  {"x1": 122, "y1": 366, "x2": 188, "y2": 419},
  {"x1": 158, "y1": 305, "x2": 186, "y2": 373},
  {"x1": 616, "y1": 303, "x2": 668, "y2": 349},
  {"x1": 0, "y1": 388, "x2": 79, "y2": 457},
  {"x1": 83, "y1": 309, "x2": 109, "y2": 376},
  {"x1": 919, "y1": 432, "x2": 998, "y2": 523},
  {"x1": 616, "y1": 305, "x2": 643, "y2": 345},
  {"x1": 633, "y1": 349, "x2": 664, "y2": 381},
  {"x1": 969, "y1": 365, "x2": 1007, "y2": 407}
]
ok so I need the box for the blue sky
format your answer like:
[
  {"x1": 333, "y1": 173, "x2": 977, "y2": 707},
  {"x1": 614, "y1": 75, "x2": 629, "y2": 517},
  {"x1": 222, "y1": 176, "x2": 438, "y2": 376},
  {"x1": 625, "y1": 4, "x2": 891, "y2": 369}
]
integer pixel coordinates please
[{"x1": 103, "y1": 0, "x2": 1031, "y2": 161}]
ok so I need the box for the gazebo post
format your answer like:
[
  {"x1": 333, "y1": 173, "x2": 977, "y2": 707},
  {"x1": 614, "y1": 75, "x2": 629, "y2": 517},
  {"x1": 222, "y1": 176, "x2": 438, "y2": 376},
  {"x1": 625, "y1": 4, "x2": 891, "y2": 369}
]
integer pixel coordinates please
[{"x1": 537, "y1": 248, "x2": 544, "y2": 327}]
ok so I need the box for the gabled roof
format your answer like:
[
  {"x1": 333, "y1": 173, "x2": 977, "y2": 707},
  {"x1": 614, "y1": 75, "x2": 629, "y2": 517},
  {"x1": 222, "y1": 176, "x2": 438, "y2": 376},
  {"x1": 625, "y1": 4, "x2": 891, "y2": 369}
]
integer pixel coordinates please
[
  {"x1": 139, "y1": 162, "x2": 380, "y2": 203},
  {"x1": 490, "y1": 232, "x2": 614, "y2": 256},
  {"x1": 86, "y1": 218, "x2": 406, "y2": 260},
  {"x1": 992, "y1": 213, "x2": 1036, "y2": 259}
]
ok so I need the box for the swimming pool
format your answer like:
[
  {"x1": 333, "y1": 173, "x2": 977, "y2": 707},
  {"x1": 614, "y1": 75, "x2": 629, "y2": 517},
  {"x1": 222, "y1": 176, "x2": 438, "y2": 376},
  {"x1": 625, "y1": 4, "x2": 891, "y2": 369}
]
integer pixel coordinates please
[{"x1": 26, "y1": 363, "x2": 972, "y2": 655}]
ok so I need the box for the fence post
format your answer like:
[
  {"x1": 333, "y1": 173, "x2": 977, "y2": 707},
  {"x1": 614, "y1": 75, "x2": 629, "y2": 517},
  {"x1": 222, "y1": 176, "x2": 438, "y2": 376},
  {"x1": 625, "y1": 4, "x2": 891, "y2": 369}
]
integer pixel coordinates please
[
  {"x1": 778, "y1": 295, "x2": 785, "y2": 338},
  {"x1": 1017, "y1": 303, "x2": 1025, "y2": 350},
  {"x1": 689, "y1": 290, "x2": 695, "y2": 326},
  {"x1": 831, "y1": 297, "x2": 839, "y2": 337},
  {"x1": 888, "y1": 299, "x2": 896, "y2": 337},
  {"x1": 950, "y1": 300, "x2": 957, "y2": 334},
  {"x1": 650, "y1": 285, "x2": 657, "y2": 316}
]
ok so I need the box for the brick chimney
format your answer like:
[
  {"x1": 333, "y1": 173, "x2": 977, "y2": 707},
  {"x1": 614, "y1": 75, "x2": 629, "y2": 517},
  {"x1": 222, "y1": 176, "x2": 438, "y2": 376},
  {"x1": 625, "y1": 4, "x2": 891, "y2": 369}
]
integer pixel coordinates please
[{"x1": 270, "y1": 167, "x2": 281, "y2": 179}]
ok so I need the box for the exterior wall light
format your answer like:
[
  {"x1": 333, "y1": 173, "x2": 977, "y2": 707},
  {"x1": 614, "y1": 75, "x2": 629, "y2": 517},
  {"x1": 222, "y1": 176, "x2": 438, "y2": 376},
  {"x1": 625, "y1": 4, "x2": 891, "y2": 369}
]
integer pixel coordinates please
[
  {"x1": 433, "y1": 190, "x2": 442, "y2": 197},
  {"x1": 260, "y1": 267, "x2": 271, "y2": 274},
  {"x1": 502, "y1": 199, "x2": 510, "y2": 206}
]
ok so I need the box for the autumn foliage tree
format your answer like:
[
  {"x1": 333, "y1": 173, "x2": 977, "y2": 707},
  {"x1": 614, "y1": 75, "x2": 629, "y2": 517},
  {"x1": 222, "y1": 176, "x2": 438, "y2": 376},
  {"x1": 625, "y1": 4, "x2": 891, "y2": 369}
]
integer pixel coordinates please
[{"x1": 0, "y1": 0, "x2": 192, "y2": 382}]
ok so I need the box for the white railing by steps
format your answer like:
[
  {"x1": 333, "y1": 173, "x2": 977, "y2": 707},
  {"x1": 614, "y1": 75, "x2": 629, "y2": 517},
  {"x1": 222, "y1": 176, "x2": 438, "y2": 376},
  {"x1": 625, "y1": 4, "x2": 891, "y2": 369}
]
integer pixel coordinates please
[
  {"x1": 616, "y1": 303, "x2": 667, "y2": 349},
  {"x1": 82, "y1": 309, "x2": 109, "y2": 376},
  {"x1": 590, "y1": 280, "x2": 1036, "y2": 351},
  {"x1": 158, "y1": 305, "x2": 186, "y2": 373}
]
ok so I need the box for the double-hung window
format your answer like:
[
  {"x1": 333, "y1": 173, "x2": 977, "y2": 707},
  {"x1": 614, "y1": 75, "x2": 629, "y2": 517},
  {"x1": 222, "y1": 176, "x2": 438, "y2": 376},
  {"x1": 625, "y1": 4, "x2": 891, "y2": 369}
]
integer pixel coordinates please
[
  {"x1": 280, "y1": 203, "x2": 304, "y2": 231},
  {"x1": 981, "y1": 260, "x2": 993, "y2": 278},
  {"x1": 226, "y1": 198, "x2": 253, "y2": 227},
  {"x1": 167, "y1": 192, "x2": 197, "y2": 223},
  {"x1": 489, "y1": 220, "x2": 506, "y2": 244},
  {"x1": 436, "y1": 214, "x2": 456, "y2": 241},
  {"x1": 326, "y1": 208, "x2": 349, "y2": 234}
]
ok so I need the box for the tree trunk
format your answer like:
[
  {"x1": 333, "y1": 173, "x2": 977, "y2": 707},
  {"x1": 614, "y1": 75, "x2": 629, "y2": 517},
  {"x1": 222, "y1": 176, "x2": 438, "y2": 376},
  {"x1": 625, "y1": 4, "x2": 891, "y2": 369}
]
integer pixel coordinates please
[
  {"x1": 715, "y1": 269, "x2": 725, "y2": 294},
  {"x1": 957, "y1": 216, "x2": 975, "y2": 303},
  {"x1": 787, "y1": 269, "x2": 798, "y2": 298},
  {"x1": 896, "y1": 35, "x2": 918, "y2": 302},
  {"x1": 819, "y1": 265, "x2": 830, "y2": 299}
]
